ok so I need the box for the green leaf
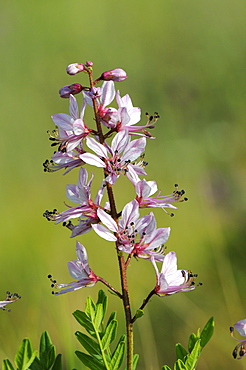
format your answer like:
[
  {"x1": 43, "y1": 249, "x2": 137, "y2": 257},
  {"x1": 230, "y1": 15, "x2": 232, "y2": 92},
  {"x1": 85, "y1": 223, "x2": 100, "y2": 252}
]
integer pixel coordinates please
[
  {"x1": 75, "y1": 331, "x2": 101, "y2": 356},
  {"x1": 185, "y1": 340, "x2": 201, "y2": 370},
  {"x1": 109, "y1": 338, "x2": 125, "y2": 370},
  {"x1": 132, "y1": 354, "x2": 139, "y2": 370},
  {"x1": 14, "y1": 338, "x2": 37, "y2": 370},
  {"x1": 200, "y1": 317, "x2": 214, "y2": 348},
  {"x1": 51, "y1": 354, "x2": 62, "y2": 370},
  {"x1": 38, "y1": 331, "x2": 56, "y2": 369},
  {"x1": 85, "y1": 297, "x2": 96, "y2": 321},
  {"x1": 106, "y1": 311, "x2": 117, "y2": 327},
  {"x1": 2, "y1": 359, "x2": 15, "y2": 370},
  {"x1": 75, "y1": 351, "x2": 106, "y2": 370},
  {"x1": 187, "y1": 333, "x2": 197, "y2": 354},
  {"x1": 176, "y1": 343, "x2": 188, "y2": 361},
  {"x1": 96, "y1": 290, "x2": 108, "y2": 321},
  {"x1": 73, "y1": 310, "x2": 95, "y2": 336},
  {"x1": 94, "y1": 303, "x2": 104, "y2": 331},
  {"x1": 29, "y1": 357, "x2": 44, "y2": 370},
  {"x1": 101, "y1": 320, "x2": 118, "y2": 350},
  {"x1": 174, "y1": 359, "x2": 188, "y2": 370},
  {"x1": 161, "y1": 366, "x2": 172, "y2": 370}
]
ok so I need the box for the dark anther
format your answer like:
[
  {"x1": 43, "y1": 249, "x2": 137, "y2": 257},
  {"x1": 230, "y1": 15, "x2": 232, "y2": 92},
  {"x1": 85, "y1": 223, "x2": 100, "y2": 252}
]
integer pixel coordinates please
[
  {"x1": 239, "y1": 348, "x2": 246, "y2": 357},
  {"x1": 52, "y1": 291, "x2": 55, "y2": 295},
  {"x1": 51, "y1": 284, "x2": 55, "y2": 288},
  {"x1": 184, "y1": 197, "x2": 188, "y2": 201},
  {"x1": 47, "y1": 274, "x2": 52, "y2": 278},
  {"x1": 230, "y1": 326, "x2": 234, "y2": 333},
  {"x1": 143, "y1": 161, "x2": 148, "y2": 166},
  {"x1": 117, "y1": 159, "x2": 121, "y2": 162},
  {"x1": 170, "y1": 213, "x2": 175, "y2": 217},
  {"x1": 63, "y1": 222, "x2": 66, "y2": 226},
  {"x1": 174, "y1": 183, "x2": 178, "y2": 187},
  {"x1": 130, "y1": 222, "x2": 134, "y2": 226},
  {"x1": 232, "y1": 349, "x2": 237, "y2": 359},
  {"x1": 149, "y1": 115, "x2": 153, "y2": 121},
  {"x1": 145, "y1": 112, "x2": 149, "y2": 116}
]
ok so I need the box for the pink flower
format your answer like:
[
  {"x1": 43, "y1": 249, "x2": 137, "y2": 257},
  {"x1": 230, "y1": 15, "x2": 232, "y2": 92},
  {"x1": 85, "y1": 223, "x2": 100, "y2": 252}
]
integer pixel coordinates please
[
  {"x1": 51, "y1": 94, "x2": 91, "y2": 152},
  {"x1": 43, "y1": 147, "x2": 86, "y2": 174},
  {"x1": 230, "y1": 319, "x2": 246, "y2": 359},
  {"x1": 48, "y1": 241, "x2": 98, "y2": 295},
  {"x1": 133, "y1": 179, "x2": 188, "y2": 214},
  {"x1": 80, "y1": 130, "x2": 147, "y2": 184},
  {"x1": 92, "y1": 200, "x2": 170, "y2": 261},
  {"x1": 152, "y1": 252, "x2": 199, "y2": 296},
  {"x1": 0, "y1": 291, "x2": 21, "y2": 312},
  {"x1": 43, "y1": 168, "x2": 106, "y2": 237}
]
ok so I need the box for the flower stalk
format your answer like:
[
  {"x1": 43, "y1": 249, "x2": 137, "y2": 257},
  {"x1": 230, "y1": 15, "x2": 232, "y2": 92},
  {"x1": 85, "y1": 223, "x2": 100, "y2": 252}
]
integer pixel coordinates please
[{"x1": 45, "y1": 60, "x2": 200, "y2": 370}]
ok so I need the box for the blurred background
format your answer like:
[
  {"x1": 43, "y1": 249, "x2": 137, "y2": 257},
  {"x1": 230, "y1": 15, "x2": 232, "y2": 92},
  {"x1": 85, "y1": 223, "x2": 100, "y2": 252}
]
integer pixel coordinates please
[{"x1": 0, "y1": 0, "x2": 245, "y2": 369}]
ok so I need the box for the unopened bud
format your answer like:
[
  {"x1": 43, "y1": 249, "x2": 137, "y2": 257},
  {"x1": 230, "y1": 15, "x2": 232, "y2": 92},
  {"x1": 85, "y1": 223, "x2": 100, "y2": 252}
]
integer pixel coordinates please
[
  {"x1": 59, "y1": 84, "x2": 84, "y2": 98},
  {"x1": 66, "y1": 63, "x2": 85, "y2": 75},
  {"x1": 85, "y1": 61, "x2": 93, "y2": 67},
  {"x1": 98, "y1": 68, "x2": 127, "y2": 82}
]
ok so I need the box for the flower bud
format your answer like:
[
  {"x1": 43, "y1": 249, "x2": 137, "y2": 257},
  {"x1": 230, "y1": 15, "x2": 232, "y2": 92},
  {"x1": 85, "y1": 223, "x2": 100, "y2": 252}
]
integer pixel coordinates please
[
  {"x1": 59, "y1": 84, "x2": 84, "y2": 98},
  {"x1": 66, "y1": 63, "x2": 85, "y2": 75},
  {"x1": 98, "y1": 68, "x2": 127, "y2": 82},
  {"x1": 85, "y1": 61, "x2": 93, "y2": 67}
]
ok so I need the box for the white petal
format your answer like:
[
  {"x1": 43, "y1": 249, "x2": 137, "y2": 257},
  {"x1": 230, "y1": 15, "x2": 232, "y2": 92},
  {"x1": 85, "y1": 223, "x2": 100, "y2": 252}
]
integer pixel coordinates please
[
  {"x1": 100, "y1": 81, "x2": 115, "y2": 107},
  {"x1": 92, "y1": 224, "x2": 117, "y2": 241},
  {"x1": 111, "y1": 130, "x2": 130, "y2": 154},
  {"x1": 69, "y1": 95, "x2": 79, "y2": 119},
  {"x1": 52, "y1": 113, "x2": 73, "y2": 130},
  {"x1": 97, "y1": 208, "x2": 118, "y2": 232},
  {"x1": 80, "y1": 153, "x2": 105, "y2": 168},
  {"x1": 86, "y1": 137, "x2": 108, "y2": 158}
]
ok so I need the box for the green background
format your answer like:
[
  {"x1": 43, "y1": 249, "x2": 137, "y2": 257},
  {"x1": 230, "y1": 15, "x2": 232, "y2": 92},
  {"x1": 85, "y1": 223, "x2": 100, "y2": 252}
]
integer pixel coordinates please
[{"x1": 0, "y1": 0, "x2": 245, "y2": 369}]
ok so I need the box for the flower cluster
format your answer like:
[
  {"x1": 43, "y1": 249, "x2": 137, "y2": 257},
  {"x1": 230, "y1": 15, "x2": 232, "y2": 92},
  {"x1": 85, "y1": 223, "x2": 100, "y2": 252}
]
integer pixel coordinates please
[{"x1": 45, "y1": 62, "x2": 199, "y2": 304}]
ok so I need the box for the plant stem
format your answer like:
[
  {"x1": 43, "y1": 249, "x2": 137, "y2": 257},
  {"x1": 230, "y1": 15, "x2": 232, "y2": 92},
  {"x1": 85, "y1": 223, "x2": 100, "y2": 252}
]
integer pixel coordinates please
[
  {"x1": 131, "y1": 289, "x2": 155, "y2": 324},
  {"x1": 88, "y1": 69, "x2": 133, "y2": 369}
]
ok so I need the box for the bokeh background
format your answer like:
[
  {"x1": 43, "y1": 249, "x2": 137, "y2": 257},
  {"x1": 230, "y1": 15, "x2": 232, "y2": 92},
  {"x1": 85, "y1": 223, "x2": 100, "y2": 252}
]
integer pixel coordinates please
[{"x1": 0, "y1": 0, "x2": 245, "y2": 369}]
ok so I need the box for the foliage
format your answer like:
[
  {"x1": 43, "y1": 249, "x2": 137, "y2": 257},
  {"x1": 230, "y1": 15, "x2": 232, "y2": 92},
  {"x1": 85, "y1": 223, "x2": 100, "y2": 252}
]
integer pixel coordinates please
[
  {"x1": 73, "y1": 289, "x2": 138, "y2": 370},
  {"x1": 2, "y1": 331, "x2": 62, "y2": 370},
  {"x1": 162, "y1": 317, "x2": 214, "y2": 370}
]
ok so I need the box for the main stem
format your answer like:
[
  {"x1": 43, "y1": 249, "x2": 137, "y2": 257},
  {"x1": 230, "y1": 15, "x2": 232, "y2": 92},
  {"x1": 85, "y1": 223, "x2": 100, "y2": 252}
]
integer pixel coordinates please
[{"x1": 88, "y1": 70, "x2": 133, "y2": 369}]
